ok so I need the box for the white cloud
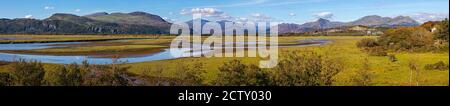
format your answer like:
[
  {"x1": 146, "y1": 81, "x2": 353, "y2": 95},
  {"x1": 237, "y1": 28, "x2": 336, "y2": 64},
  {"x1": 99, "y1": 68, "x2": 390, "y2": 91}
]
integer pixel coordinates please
[
  {"x1": 162, "y1": 17, "x2": 176, "y2": 22},
  {"x1": 313, "y1": 12, "x2": 333, "y2": 19},
  {"x1": 179, "y1": 8, "x2": 280, "y2": 22},
  {"x1": 409, "y1": 13, "x2": 449, "y2": 23},
  {"x1": 251, "y1": 13, "x2": 272, "y2": 19},
  {"x1": 263, "y1": 0, "x2": 329, "y2": 6},
  {"x1": 200, "y1": 0, "x2": 269, "y2": 8},
  {"x1": 289, "y1": 13, "x2": 296, "y2": 16},
  {"x1": 44, "y1": 6, "x2": 54, "y2": 10},
  {"x1": 74, "y1": 9, "x2": 81, "y2": 12},
  {"x1": 181, "y1": 8, "x2": 224, "y2": 17},
  {"x1": 180, "y1": 7, "x2": 235, "y2": 21},
  {"x1": 24, "y1": 15, "x2": 33, "y2": 19},
  {"x1": 250, "y1": 13, "x2": 277, "y2": 22}
]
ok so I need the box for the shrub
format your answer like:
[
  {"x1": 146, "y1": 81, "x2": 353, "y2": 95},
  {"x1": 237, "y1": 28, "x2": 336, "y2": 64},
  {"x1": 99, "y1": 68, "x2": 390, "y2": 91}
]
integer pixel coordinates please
[
  {"x1": 378, "y1": 27, "x2": 434, "y2": 51},
  {"x1": 270, "y1": 51, "x2": 343, "y2": 86},
  {"x1": 366, "y1": 46, "x2": 388, "y2": 56},
  {"x1": 357, "y1": 38, "x2": 379, "y2": 48},
  {"x1": 176, "y1": 61, "x2": 207, "y2": 86},
  {"x1": 434, "y1": 18, "x2": 449, "y2": 41},
  {"x1": 44, "y1": 63, "x2": 87, "y2": 86},
  {"x1": 214, "y1": 60, "x2": 270, "y2": 86},
  {"x1": 43, "y1": 65, "x2": 68, "y2": 86},
  {"x1": 424, "y1": 61, "x2": 449, "y2": 71},
  {"x1": 83, "y1": 64, "x2": 131, "y2": 86},
  {"x1": 0, "y1": 72, "x2": 12, "y2": 86},
  {"x1": 9, "y1": 59, "x2": 45, "y2": 86}
]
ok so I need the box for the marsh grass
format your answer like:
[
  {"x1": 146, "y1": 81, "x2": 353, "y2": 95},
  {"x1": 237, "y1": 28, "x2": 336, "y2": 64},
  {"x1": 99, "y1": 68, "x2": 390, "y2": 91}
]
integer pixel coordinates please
[{"x1": 1, "y1": 36, "x2": 448, "y2": 86}]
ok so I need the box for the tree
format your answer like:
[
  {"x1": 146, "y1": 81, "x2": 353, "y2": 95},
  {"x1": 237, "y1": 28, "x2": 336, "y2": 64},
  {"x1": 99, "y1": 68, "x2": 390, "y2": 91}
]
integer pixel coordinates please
[
  {"x1": 376, "y1": 27, "x2": 434, "y2": 50},
  {"x1": 435, "y1": 18, "x2": 449, "y2": 41}
]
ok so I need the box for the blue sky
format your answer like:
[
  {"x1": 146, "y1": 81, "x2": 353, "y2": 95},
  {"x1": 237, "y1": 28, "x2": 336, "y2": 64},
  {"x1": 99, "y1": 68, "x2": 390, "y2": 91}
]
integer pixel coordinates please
[{"x1": 0, "y1": 0, "x2": 448, "y2": 23}]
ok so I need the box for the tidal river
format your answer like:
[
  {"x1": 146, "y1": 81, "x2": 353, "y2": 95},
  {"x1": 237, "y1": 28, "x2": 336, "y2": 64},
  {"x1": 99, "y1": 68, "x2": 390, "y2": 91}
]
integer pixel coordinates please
[{"x1": 0, "y1": 39, "x2": 329, "y2": 64}]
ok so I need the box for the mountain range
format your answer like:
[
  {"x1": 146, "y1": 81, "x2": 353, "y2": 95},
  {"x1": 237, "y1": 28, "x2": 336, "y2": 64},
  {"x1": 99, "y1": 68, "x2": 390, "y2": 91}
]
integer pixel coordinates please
[
  {"x1": 0, "y1": 11, "x2": 420, "y2": 35},
  {"x1": 278, "y1": 15, "x2": 419, "y2": 34},
  {"x1": 0, "y1": 11, "x2": 171, "y2": 34}
]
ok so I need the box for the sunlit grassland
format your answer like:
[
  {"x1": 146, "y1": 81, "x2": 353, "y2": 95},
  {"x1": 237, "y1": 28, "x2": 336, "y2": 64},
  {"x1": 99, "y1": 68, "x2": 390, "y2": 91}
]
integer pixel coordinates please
[
  {"x1": 0, "y1": 35, "x2": 448, "y2": 86},
  {"x1": 126, "y1": 36, "x2": 449, "y2": 86}
]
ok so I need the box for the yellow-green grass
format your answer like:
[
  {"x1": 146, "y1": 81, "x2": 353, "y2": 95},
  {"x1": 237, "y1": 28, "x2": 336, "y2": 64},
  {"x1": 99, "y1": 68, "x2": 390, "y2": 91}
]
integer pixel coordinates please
[
  {"x1": 1, "y1": 35, "x2": 447, "y2": 86},
  {"x1": 125, "y1": 36, "x2": 448, "y2": 86},
  {"x1": 5, "y1": 45, "x2": 167, "y2": 57}
]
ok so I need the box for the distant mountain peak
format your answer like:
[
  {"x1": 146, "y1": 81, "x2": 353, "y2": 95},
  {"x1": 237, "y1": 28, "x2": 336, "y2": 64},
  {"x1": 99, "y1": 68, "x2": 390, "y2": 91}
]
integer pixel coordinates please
[
  {"x1": 84, "y1": 11, "x2": 170, "y2": 26},
  {"x1": 317, "y1": 18, "x2": 330, "y2": 22},
  {"x1": 347, "y1": 15, "x2": 418, "y2": 27},
  {"x1": 49, "y1": 13, "x2": 79, "y2": 17},
  {"x1": 84, "y1": 12, "x2": 109, "y2": 17},
  {"x1": 128, "y1": 11, "x2": 151, "y2": 16},
  {"x1": 278, "y1": 15, "x2": 420, "y2": 34},
  {"x1": 364, "y1": 15, "x2": 382, "y2": 18},
  {"x1": 392, "y1": 15, "x2": 412, "y2": 20},
  {"x1": 47, "y1": 13, "x2": 86, "y2": 21}
]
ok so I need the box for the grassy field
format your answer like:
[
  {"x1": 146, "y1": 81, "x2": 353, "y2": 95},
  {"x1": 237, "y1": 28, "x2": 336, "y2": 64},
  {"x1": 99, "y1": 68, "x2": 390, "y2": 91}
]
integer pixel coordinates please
[
  {"x1": 0, "y1": 35, "x2": 448, "y2": 86},
  {"x1": 124, "y1": 36, "x2": 448, "y2": 86}
]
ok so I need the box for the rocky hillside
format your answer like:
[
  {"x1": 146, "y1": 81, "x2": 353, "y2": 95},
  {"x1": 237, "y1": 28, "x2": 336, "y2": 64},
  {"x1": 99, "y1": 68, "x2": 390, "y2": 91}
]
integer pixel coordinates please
[
  {"x1": 0, "y1": 12, "x2": 171, "y2": 35},
  {"x1": 278, "y1": 15, "x2": 419, "y2": 34}
]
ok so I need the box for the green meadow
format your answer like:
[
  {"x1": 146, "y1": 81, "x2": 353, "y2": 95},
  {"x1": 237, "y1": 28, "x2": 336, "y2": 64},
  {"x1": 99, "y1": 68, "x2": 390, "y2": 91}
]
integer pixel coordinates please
[
  {"x1": 0, "y1": 35, "x2": 448, "y2": 86},
  {"x1": 123, "y1": 36, "x2": 449, "y2": 86}
]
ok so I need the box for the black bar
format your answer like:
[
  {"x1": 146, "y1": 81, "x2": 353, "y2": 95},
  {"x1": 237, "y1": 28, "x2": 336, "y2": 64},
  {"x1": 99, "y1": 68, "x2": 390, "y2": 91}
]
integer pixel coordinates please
[{"x1": 0, "y1": 86, "x2": 448, "y2": 105}]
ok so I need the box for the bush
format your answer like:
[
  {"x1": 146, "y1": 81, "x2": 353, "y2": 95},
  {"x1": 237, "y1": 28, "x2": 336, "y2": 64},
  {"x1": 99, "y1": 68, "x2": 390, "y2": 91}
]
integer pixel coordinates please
[
  {"x1": 434, "y1": 19, "x2": 449, "y2": 41},
  {"x1": 215, "y1": 60, "x2": 270, "y2": 86},
  {"x1": 83, "y1": 64, "x2": 131, "y2": 86},
  {"x1": 357, "y1": 38, "x2": 379, "y2": 48},
  {"x1": 44, "y1": 63, "x2": 88, "y2": 86},
  {"x1": 378, "y1": 27, "x2": 434, "y2": 51},
  {"x1": 9, "y1": 59, "x2": 45, "y2": 86},
  {"x1": 366, "y1": 46, "x2": 388, "y2": 56},
  {"x1": 424, "y1": 61, "x2": 449, "y2": 71},
  {"x1": 176, "y1": 61, "x2": 207, "y2": 86},
  {"x1": 0, "y1": 72, "x2": 12, "y2": 86},
  {"x1": 43, "y1": 65, "x2": 68, "y2": 86},
  {"x1": 271, "y1": 51, "x2": 343, "y2": 86}
]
